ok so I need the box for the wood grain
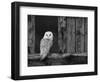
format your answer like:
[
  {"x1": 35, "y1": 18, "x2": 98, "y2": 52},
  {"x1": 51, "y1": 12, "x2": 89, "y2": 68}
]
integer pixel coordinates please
[
  {"x1": 66, "y1": 17, "x2": 75, "y2": 53},
  {"x1": 28, "y1": 15, "x2": 35, "y2": 54}
]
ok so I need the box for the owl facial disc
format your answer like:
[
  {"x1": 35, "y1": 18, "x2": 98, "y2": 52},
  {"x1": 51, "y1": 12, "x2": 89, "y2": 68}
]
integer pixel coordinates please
[{"x1": 43, "y1": 31, "x2": 53, "y2": 40}]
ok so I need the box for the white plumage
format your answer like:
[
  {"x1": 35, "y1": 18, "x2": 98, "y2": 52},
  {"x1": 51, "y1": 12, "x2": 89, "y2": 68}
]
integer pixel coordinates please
[{"x1": 40, "y1": 31, "x2": 53, "y2": 60}]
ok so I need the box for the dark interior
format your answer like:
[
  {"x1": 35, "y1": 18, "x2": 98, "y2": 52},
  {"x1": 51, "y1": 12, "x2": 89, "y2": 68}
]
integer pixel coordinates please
[{"x1": 35, "y1": 15, "x2": 59, "y2": 53}]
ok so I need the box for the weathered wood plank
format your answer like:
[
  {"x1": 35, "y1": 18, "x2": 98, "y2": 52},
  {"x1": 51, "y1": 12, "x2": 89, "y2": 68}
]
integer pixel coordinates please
[
  {"x1": 75, "y1": 18, "x2": 82, "y2": 53},
  {"x1": 80, "y1": 18, "x2": 85, "y2": 53},
  {"x1": 58, "y1": 16, "x2": 66, "y2": 53},
  {"x1": 28, "y1": 53, "x2": 87, "y2": 59},
  {"x1": 84, "y1": 18, "x2": 88, "y2": 53},
  {"x1": 66, "y1": 17, "x2": 75, "y2": 53},
  {"x1": 28, "y1": 15, "x2": 35, "y2": 54}
]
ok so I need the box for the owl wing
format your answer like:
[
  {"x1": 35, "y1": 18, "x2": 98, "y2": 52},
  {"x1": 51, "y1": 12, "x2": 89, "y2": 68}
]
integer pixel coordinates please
[{"x1": 40, "y1": 39, "x2": 53, "y2": 60}]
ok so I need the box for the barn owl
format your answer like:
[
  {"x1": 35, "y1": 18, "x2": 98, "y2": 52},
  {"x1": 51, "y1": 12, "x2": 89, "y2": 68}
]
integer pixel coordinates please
[{"x1": 40, "y1": 31, "x2": 53, "y2": 60}]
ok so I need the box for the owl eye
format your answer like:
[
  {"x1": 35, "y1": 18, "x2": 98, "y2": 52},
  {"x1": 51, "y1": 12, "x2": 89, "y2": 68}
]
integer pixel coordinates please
[{"x1": 49, "y1": 34, "x2": 51, "y2": 36}]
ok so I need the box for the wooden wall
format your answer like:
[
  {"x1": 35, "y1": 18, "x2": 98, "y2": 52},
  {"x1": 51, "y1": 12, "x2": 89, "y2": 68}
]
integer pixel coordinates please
[{"x1": 58, "y1": 17, "x2": 88, "y2": 54}]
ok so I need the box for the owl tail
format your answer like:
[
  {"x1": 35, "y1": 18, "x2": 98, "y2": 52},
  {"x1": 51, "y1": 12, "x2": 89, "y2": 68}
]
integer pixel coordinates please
[{"x1": 40, "y1": 54, "x2": 47, "y2": 61}]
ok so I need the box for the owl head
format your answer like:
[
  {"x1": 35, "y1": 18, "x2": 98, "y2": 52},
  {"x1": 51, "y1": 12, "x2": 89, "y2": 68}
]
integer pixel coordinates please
[{"x1": 43, "y1": 31, "x2": 53, "y2": 40}]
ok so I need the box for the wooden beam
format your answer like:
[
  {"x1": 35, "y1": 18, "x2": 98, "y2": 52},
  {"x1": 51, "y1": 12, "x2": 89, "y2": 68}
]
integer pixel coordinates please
[{"x1": 28, "y1": 53, "x2": 87, "y2": 60}]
